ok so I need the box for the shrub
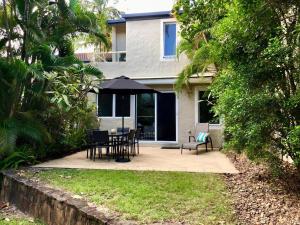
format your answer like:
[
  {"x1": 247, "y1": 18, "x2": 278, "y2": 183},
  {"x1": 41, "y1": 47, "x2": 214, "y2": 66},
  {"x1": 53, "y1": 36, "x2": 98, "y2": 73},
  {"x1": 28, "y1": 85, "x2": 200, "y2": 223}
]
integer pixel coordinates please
[
  {"x1": 246, "y1": 148, "x2": 283, "y2": 178},
  {"x1": 0, "y1": 147, "x2": 37, "y2": 170},
  {"x1": 174, "y1": 0, "x2": 300, "y2": 172},
  {"x1": 286, "y1": 126, "x2": 300, "y2": 169}
]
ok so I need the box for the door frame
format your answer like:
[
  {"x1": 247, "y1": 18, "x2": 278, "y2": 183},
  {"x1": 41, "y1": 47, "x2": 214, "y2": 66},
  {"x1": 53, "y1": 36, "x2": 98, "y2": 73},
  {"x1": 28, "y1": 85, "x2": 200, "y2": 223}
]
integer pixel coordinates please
[{"x1": 137, "y1": 91, "x2": 178, "y2": 144}]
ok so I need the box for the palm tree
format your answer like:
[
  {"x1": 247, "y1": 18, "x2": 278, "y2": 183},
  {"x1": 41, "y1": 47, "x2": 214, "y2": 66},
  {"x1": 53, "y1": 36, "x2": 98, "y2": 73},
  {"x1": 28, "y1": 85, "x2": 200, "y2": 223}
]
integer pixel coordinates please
[{"x1": 0, "y1": 0, "x2": 107, "y2": 158}]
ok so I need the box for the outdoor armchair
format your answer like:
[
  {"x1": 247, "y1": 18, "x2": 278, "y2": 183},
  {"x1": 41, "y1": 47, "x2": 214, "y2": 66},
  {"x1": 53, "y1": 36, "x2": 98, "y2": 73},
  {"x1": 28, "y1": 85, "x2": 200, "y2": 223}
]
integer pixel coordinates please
[
  {"x1": 127, "y1": 129, "x2": 136, "y2": 156},
  {"x1": 85, "y1": 129, "x2": 101, "y2": 159},
  {"x1": 181, "y1": 123, "x2": 213, "y2": 155},
  {"x1": 134, "y1": 128, "x2": 141, "y2": 155},
  {"x1": 92, "y1": 130, "x2": 113, "y2": 161},
  {"x1": 117, "y1": 127, "x2": 130, "y2": 133}
]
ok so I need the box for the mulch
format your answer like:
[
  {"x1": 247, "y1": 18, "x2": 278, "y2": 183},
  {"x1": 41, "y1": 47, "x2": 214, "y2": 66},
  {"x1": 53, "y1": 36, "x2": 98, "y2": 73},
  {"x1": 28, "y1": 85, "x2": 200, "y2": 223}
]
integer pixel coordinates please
[
  {"x1": 0, "y1": 201, "x2": 34, "y2": 221},
  {"x1": 224, "y1": 152, "x2": 300, "y2": 225}
]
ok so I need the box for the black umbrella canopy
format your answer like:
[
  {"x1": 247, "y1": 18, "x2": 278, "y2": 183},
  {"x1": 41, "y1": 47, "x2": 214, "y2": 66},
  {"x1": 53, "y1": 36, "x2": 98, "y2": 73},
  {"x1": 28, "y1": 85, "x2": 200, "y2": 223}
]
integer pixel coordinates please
[{"x1": 98, "y1": 76, "x2": 159, "y2": 95}]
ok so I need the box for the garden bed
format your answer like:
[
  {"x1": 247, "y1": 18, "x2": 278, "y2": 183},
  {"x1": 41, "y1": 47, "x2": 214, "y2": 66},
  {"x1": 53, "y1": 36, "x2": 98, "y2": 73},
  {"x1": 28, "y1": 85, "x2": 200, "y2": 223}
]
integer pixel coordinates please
[{"x1": 224, "y1": 152, "x2": 300, "y2": 225}]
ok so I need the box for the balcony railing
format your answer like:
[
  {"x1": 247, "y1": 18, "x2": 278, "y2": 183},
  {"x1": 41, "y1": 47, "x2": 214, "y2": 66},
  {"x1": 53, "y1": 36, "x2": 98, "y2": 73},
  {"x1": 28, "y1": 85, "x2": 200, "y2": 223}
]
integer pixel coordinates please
[
  {"x1": 95, "y1": 51, "x2": 126, "y2": 62},
  {"x1": 75, "y1": 51, "x2": 127, "y2": 63}
]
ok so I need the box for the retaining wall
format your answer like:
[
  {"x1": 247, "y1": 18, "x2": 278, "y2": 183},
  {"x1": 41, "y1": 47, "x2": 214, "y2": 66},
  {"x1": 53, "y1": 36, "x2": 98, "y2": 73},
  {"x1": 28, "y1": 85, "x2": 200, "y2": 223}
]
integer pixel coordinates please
[{"x1": 0, "y1": 170, "x2": 135, "y2": 225}]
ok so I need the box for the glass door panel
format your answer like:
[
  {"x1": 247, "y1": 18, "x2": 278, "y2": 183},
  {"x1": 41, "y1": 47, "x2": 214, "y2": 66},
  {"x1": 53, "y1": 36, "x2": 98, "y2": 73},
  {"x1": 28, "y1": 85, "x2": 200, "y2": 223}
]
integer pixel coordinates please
[
  {"x1": 136, "y1": 94, "x2": 155, "y2": 140},
  {"x1": 157, "y1": 93, "x2": 176, "y2": 141}
]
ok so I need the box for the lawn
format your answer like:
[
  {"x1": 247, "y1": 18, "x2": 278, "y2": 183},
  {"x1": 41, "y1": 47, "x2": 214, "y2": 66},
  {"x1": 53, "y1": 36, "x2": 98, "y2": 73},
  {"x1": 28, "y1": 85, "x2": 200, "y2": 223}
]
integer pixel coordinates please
[
  {"x1": 0, "y1": 218, "x2": 43, "y2": 225},
  {"x1": 31, "y1": 169, "x2": 236, "y2": 225}
]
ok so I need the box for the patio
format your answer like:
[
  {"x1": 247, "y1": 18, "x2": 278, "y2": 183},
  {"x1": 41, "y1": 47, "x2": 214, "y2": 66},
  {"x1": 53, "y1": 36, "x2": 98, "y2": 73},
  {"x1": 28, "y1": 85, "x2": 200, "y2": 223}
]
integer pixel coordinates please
[{"x1": 34, "y1": 147, "x2": 239, "y2": 173}]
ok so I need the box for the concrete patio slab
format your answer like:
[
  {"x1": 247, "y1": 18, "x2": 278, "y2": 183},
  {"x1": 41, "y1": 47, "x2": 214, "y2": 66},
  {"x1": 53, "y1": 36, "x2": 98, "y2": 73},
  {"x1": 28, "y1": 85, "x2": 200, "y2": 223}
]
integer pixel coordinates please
[{"x1": 34, "y1": 147, "x2": 239, "y2": 174}]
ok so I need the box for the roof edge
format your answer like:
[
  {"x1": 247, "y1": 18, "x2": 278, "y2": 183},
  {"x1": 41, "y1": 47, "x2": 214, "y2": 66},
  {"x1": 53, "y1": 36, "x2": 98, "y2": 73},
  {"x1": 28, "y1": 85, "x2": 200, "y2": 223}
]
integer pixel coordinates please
[
  {"x1": 107, "y1": 18, "x2": 126, "y2": 25},
  {"x1": 107, "y1": 11, "x2": 175, "y2": 24},
  {"x1": 122, "y1": 11, "x2": 173, "y2": 20}
]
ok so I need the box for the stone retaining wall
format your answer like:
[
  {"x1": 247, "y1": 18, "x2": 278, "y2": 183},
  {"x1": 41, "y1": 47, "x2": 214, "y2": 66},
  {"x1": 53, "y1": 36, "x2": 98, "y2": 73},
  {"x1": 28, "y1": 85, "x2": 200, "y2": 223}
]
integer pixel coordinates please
[{"x1": 0, "y1": 170, "x2": 135, "y2": 225}]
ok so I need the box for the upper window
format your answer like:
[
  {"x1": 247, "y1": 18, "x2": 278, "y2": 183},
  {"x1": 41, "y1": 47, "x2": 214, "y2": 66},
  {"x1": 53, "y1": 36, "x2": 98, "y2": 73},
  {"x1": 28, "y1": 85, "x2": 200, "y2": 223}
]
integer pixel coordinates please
[
  {"x1": 198, "y1": 91, "x2": 219, "y2": 124},
  {"x1": 98, "y1": 94, "x2": 131, "y2": 117},
  {"x1": 163, "y1": 23, "x2": 177, "y2": 58}
]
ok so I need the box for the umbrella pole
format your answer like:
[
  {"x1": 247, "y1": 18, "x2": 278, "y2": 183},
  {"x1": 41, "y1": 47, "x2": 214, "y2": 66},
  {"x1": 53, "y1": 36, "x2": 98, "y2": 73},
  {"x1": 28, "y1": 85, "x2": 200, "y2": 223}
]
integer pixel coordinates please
[
  {"x1": 122, "y1": 116, "x2": 124, "y2": 134},
  {"x1": 122, "y1": 95, "x2": 125, "y2": 134}
]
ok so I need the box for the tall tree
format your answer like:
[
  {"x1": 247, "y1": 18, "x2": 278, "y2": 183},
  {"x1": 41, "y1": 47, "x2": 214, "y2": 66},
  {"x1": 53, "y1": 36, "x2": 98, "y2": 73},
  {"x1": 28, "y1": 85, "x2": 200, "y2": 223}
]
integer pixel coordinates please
[
  {"x1": 75, "y1": 0, "x2": 120, "y2": 52},
  {"x1": 174, "y1": 0, "x2": 300, "y2": 169},
  {"x1": 0, "y1": 0, "x2": 106, "y2": 161}
]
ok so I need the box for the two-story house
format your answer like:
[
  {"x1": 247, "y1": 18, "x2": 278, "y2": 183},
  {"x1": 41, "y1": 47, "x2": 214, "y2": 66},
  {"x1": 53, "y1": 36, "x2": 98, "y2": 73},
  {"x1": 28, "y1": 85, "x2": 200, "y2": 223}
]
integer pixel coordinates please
[{"x1": 87, "y1": 11, "x2": 223, "y2": 148}]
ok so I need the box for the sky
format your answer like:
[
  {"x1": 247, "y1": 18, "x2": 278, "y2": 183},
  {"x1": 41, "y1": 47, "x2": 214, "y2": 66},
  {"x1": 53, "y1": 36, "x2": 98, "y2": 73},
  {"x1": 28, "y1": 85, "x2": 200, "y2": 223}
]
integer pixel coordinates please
[{"x1": 108, "y1": 0, "x2": 175, "y2": 13}]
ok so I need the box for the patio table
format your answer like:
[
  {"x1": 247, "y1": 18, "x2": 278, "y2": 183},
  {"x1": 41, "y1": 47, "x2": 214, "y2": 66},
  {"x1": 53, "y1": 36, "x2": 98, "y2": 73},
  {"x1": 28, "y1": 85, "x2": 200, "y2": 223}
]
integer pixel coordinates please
[{"x1": 109, "y1": 132, "x2": 130, "y2": 162}]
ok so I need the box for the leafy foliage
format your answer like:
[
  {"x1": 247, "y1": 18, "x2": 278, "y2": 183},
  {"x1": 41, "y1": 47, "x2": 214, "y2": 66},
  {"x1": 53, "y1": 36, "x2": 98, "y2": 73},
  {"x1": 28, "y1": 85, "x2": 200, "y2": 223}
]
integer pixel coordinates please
[
  {"x1": 0, "y1": 58, "x2": 51, "y2": 154},
  {"x1": 0, "y1": 0, "x2": 107, "y2": 168},
  {"x1": 0, "y1": 147, "x2": 37, "y2": 170},
  {"x1": 286, "y1": 126, "x2": 300, "y2": 167},
  {"x1": 174, "y1": 0, "x2": 300, "y2": 170},
  {"x1": 74, "y1": 0, "x2": 120, "y2": 52}
]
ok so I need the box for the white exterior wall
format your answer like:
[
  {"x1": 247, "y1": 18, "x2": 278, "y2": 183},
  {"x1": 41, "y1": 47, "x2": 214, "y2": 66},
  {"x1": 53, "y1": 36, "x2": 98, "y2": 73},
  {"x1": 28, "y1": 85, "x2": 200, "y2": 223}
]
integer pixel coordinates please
[
  {"x1": 93, "y1": 18, "x2": 189, "y2": 79},
  {"x1": 177, "y1": 85, "x2": 223, "y2": 148},
  {"x1": 90, "y1": 16, "x2": 223, "y2": 148},
  {"x1": 89, "y1": 84, "x2": 223, "y2": 148},
  {"x1": 115, "y1": 24, "x2": 126, "y2": 51}
]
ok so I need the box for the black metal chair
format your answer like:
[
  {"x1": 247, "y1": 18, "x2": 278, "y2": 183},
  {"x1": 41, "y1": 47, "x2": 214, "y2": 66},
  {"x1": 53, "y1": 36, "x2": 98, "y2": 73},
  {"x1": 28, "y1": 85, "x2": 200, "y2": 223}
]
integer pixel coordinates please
[
  {"x1": 86, "y1": 130, "x2": 92, "y2": 159},
  {"x1": 134, "y1": 128, "x2": 141, "y2": 155},
  {"x1": 128, "y1": 129, "x2": 136, "y2": 156},
  {"x1": 91, "y1": 130, "x2": 112, "y2": 161},
  {"x1": 86, "y1": 129, "x2": 100, "y2": 159},
  {"x1": 117, "y1": 127, "x2": 130, "y2": 133},
  {"x1": 114, "y1": 132, "x2": 131, "y2": 162}
]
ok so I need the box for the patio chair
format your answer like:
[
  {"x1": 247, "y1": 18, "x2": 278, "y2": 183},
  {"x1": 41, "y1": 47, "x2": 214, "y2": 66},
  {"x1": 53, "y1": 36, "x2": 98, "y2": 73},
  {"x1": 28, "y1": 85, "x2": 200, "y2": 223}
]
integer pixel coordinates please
[
  {"x1": 117, "y1": 127, "x2": 130, "y2": 133},
  {"x1": 128, "y1": 129, "x2": 136, "y2": 156},
  {"x1": 86, "y1": 130, "x2": 94, "y2": 159},
  {"x1": 92, "y1": 130, "x2": 112, "y2": 161},
  {"x1": 85, "y1": 129, "x2": 101, "y2": 159},
  {"x1": 181, "y1": 123, "x2": 213, "y2": 155},
  {"x1": 134, "y1": 128, "x2": 141, "y2": 155},
  {"x1": 115, "y1": 131, "x2": 131, "y2": 161}
]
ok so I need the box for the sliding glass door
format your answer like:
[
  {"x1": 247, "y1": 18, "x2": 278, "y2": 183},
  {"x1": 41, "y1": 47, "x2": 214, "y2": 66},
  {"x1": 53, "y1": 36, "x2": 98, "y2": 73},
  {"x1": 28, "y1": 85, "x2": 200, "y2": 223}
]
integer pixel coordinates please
[
  {"x1": 136, "y1": 92, "x2": 177, "y2": 142},
  {"x1": 136, "y1": 94, "x2": 155, "y2": 140},
  {"x1": 157, "y1": 93, "x2": 176, "y2": 141}
]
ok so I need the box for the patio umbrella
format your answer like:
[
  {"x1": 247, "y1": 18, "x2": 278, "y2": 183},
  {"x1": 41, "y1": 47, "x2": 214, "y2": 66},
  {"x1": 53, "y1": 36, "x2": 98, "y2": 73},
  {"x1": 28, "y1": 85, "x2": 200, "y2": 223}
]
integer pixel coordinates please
[{"x1": 97, "y1": 76, "x2": 159, "y2": 133}]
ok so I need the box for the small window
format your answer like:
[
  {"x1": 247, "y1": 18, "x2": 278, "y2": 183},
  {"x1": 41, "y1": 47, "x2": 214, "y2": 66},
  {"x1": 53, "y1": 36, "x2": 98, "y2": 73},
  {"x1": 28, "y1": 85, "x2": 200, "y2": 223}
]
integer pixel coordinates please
[
  {"x1": 115, "y1": 95, "x2": 130, "y2": 117},
  {"x1": 163, "y1": 23, "x2": 177, "y2": 57},
  {"x1": 198, "y1": 91, "x2": 219, "y2": 124},
  {"x1": 98, "y1": 94, "x2": 113, "y2": 117}
]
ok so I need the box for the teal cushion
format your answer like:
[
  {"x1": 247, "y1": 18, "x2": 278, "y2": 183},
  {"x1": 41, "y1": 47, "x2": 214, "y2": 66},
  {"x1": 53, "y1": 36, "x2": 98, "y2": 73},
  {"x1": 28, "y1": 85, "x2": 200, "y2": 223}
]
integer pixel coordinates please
[{"x1": 196, "y1": 132, "x2": 208, "y2": 143}]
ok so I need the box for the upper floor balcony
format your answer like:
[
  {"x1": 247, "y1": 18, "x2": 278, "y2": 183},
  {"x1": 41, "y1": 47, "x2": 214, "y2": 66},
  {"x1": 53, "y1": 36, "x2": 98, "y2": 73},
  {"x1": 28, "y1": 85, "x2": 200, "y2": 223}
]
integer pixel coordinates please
[
  {"x1": 75, "y1": 51, "x2": 127, "y2": 63},
  {"x1": 96, "y1": 51, "x2": 126, "y2": 62},
  {"x1": 75, "y1": 14, "x2": 193, "y2": 80}
]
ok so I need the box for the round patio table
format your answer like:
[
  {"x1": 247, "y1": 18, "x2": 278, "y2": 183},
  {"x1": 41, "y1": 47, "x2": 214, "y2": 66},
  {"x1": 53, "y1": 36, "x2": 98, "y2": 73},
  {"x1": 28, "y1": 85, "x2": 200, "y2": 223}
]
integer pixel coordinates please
[{"x1": 109, "y1": 132, "x2": 130, "y2": 163}]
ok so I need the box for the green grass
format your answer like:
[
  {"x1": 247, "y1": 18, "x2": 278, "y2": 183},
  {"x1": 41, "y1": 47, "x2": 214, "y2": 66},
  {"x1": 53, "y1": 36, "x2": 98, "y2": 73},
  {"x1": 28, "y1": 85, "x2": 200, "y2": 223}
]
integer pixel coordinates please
[
  {"x1": 0, "y1": 217, "x2": 43, "y2": 225},
  {"x1": 31, "y1": 169, "x2": 235, "y2": 225}
]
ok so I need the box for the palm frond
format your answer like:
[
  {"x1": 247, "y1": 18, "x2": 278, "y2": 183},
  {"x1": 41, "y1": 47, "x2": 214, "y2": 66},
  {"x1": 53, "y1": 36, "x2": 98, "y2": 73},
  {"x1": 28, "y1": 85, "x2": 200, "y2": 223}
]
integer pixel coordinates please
[{"x1": 82, "y1": 64, "x2": 103, "y2": 78}]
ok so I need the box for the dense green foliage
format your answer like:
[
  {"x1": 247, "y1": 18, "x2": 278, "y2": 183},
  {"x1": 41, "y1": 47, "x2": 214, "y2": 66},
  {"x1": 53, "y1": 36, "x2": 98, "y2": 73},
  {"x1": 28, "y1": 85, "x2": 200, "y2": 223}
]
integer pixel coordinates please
[
  {"x1": 174, "y1": 0, "x2": 300, "y2": 169},
  {"x1": 0, "y1": 0, "x2": 106, "y2": 168},
  {"x1": 31, "y1": 169, "x2": 235, "y2": 224},
  {"x1": 77, "y1": 0, "x2": 120, "y2": 51}
]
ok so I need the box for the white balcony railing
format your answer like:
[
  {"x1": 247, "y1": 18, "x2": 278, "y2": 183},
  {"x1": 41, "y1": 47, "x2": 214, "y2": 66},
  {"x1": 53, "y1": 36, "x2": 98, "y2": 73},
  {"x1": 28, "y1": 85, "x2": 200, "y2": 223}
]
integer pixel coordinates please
[
  {"x1": 75, "y1": 51, "x2": 127, "y2": 63},
  {"x1": 95, "y1": 51, "x2": 126, "y2": 62}
]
